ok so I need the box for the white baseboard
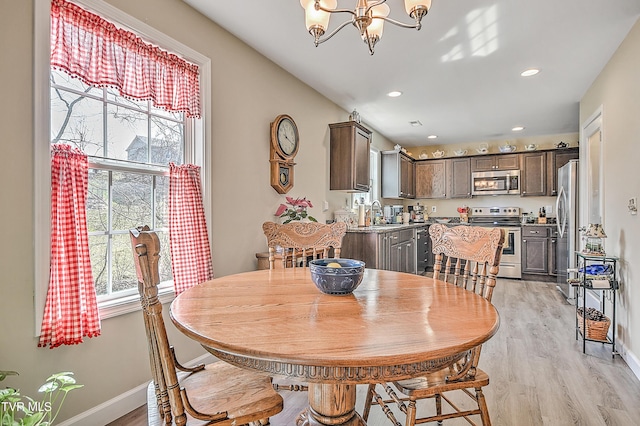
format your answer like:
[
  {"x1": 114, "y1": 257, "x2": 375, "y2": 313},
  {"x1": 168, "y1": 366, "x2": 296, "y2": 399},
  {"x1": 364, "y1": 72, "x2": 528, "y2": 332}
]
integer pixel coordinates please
[
  {"x1": 617, "y1": 341, "x2": 640, "y2": 382},
  {"x1": 57, "y1": 353, "x2": 215, "y2": 426}
]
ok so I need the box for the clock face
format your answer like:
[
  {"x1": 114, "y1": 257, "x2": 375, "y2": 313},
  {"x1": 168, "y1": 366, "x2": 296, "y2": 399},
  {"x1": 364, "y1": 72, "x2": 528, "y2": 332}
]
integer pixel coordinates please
[{"x1": 277, "y1": 117, "x2": 298, "y2": 156}]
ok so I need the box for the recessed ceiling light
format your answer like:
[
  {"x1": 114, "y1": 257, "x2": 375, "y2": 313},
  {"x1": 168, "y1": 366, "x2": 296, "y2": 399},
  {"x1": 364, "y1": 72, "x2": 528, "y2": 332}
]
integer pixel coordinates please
[
  {"x1": 427, "y1": 135, "x2": 437, "y2": 139},
  {"x1": 409, "y1": 120, "x2": 422, "y2": 127},
  {"x1": 387, "y1": 91, "x2": 402, "y2": 97},
  {"x1": 520, "y1": 68, "x2": 540, "y2": 77},
  {"x1": 512, "y1": 126, "x2": 525, "y2": 132}
]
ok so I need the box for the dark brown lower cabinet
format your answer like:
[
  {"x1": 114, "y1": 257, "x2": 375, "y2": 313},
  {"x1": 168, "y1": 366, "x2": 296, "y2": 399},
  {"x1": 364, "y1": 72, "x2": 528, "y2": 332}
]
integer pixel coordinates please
[
  {"x1": 522, "y1": 234, "x2": 548, "y2": 274},
  {"x1": 522, "y1": 225, "x2": 558, "y2": 276}
]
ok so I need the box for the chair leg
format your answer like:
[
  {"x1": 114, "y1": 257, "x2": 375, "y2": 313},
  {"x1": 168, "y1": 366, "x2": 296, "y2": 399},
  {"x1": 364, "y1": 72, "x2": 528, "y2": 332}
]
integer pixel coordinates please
[
  {"x1": 436, "y1": 393, "x2": 443, "y2": 426},
  {"x1": 476, "y1": 387, "x2": 491, "y2": 426},
  {"x1": 362, "y1": 384, "x2": 376, "y2": 421},
  {"x1": 406, "y1": 399, "x2": 417, "y2": 426}
]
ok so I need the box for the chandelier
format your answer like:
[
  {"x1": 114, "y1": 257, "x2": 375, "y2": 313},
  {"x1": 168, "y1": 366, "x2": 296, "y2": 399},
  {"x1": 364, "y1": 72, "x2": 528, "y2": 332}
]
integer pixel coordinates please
[{"x1": 299, "y1": 0, "x2": 432, "y2": 55}]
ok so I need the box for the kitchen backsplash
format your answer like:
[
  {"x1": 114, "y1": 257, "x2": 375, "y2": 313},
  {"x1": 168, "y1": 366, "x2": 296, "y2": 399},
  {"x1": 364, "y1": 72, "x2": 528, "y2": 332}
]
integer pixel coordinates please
[{"x1": 395, "y1": 195, "x2": 557, "y2": 219}]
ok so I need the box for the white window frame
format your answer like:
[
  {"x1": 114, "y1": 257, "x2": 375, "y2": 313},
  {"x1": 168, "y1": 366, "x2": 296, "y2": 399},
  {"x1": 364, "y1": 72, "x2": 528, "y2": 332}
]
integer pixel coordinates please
[
  {"x1": 351, "y1": 147, "x2": 380, "y2": 207},
  {"x1": 34, "y1": 0, "x2": 212, "y2": 334}
]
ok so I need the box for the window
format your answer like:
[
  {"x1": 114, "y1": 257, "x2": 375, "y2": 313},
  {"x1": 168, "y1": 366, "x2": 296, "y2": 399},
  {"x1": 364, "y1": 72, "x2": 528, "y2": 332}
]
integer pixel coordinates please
[
  {"x1": 50, "y1": 69, "x2": 182, "y2": 301},
  {"x1": 351, "y1": 147, "x2": 380, "y2": 207},
  {"x1": 34, "y1": 0, "x2": 211, "y2": 329}
]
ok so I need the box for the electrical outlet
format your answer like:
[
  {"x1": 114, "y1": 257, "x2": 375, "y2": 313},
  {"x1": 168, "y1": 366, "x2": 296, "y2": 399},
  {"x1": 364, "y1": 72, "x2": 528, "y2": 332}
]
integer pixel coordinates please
[
  {"x1": 545, "y1": 205, "x2": 553, "y2": 215},
  {"x1": 629, "y1": 197, "x2": 638, "y2": 215},
  {"x1": 322, "y1": 201, "x2": 329, "y2": 212},
  {"x1": 431, "y1": 206, "x2": 437, "y2": 213}
]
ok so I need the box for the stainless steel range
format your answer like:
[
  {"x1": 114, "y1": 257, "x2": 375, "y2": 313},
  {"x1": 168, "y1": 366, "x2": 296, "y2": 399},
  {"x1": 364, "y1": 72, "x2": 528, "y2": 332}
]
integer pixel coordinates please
[{"x1": 469, "y1": 207, "x2": 522, "y2": 279}]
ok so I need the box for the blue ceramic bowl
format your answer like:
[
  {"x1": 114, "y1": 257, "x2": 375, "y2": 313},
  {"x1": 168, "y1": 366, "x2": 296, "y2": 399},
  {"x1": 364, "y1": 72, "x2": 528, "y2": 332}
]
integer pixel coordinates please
[{"x1": 309, "y1": 258, "x2": 365, "y2": 295}]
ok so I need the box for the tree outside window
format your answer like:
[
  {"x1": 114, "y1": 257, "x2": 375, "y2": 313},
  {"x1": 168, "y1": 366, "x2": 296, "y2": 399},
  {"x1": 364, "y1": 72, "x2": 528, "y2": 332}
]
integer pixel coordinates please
[{"x1": 50, "y1": 69, "x2": 186, "y2": 299}]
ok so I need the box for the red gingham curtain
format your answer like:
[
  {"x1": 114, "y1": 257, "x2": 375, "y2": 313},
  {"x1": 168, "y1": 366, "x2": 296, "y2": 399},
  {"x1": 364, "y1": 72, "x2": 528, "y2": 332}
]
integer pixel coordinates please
[
  {"x1": 50, "y1": 0, "x2": 201, "y2": 118},
  {"x1": 39, "y1": 144, "x2": 101, "y2": 349},
  {"x1": 169, "y1": 163, "x2": 213, "y2": 294}
]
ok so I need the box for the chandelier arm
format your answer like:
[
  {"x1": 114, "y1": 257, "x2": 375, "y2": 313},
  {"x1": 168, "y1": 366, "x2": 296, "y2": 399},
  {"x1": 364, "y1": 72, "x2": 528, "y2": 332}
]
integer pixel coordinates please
[
  {"x1": 379, "y1": 16, "x2": 422, "y2": 30},
  {"x1": 315, "y1": 19, "x2": 356, "y2": 45},
  {"x1": 364, "y1": 0, "x2": 388, "y2": 14},
  {"x1": 314, "y1": 2, "x2": 357, "y2": 17}
]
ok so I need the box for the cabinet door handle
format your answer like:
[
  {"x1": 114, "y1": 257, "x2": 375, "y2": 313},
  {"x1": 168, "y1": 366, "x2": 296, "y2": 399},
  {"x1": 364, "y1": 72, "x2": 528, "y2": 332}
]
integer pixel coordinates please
[
  {"x1": 551, "y1": 239, "x2": 556, "y2": 243},
  {"x1": 523, "y1": 239, "x2": 527, "y2": 242}
]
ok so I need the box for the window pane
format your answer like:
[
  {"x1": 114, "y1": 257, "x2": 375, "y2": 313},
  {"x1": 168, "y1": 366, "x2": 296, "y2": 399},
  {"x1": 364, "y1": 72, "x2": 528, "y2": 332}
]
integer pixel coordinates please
[
  {"x1": 111, "y1": 233, "x2": 138, "y2": 293},
  {"x1": 90, "y1": 234, "x2": 108, "y2": 296},
  {"x1": 156, "y1": 231, "x2": 173, "y2": 283},
  {"x1": 106, "y1": 87, "x2": 147, "y2": 111},
  {"x1": 107, "y1": 104, "x2": 148, "y2": 161},
  {"x1": 151, "y1": 105, "x2": 183, "y2": 120},
  {"x1": 151, "y1": 116, "x2": 183, "y2": 164},
  {"x1": 51, "y1": 89, "x2": 104, "y2": 156},
  {"x1": 50, "y1": 69, "x2": 102, "y2": 97},
  {"x1": 112, "y1": 172, "x2": 152, "y2": 231},
  {"x1": 155, "y1": 175, "x2": 169, "y2": 228},
  {"x1": 87, "y1": 169, "x2": 109, "y2": 232}
]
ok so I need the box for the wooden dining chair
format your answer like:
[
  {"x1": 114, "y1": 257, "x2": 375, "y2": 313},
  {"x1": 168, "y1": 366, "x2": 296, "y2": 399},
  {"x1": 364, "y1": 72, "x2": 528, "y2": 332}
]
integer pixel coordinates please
[
  {"x1": 362, "y1": 224, "x2": 505, "y2": 426},
  {"x1": 261, "y1": 220, "x2": 347, "y2": 393},
  {"x1": 130, "y1": 226, "x2": 283, "y2": 426},
  {"x1": 261, "y1": 221, "x2": 348, "y2": 269}
]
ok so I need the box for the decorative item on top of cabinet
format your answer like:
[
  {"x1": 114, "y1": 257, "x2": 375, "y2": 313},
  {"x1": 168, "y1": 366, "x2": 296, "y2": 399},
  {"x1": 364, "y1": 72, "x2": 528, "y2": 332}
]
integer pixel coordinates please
[
  {"x1": 520, "y1": 151, "x2": 547, "y2": 196},
  {"x1": 270, "y1": 114, "x2": 299, "y2": 194},
  {"x1": 329, "y1": 121, "x2": 372, "y2": 192},
  {"x1": 471, "y1": 153, "x2": 519, "y2": 172},
  {"x1": 381, "y1": 150, "x2": 415, "y2": 199}
]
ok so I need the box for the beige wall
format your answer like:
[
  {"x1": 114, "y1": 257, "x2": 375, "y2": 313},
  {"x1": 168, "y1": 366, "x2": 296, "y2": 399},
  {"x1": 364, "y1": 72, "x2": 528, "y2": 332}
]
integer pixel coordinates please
[
  {"x1": 581, "y1": 18, "x2": 640, "y2": 368},
  {"x1": 0, "y1": 0, "x2": 393, "y2": 422}
]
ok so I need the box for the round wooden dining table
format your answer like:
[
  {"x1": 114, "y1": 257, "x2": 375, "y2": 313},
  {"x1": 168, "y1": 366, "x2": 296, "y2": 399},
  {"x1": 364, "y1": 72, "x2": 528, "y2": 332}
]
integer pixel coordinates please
[{"x1": 170, "y1": 268, "x2": 499, "y2": 426}]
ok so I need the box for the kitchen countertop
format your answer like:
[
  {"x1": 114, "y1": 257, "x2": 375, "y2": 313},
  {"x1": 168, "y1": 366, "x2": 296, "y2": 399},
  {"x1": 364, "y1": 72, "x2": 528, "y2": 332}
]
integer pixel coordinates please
[
  {"x1": 346, "y1": 220, "x2": 459, "y2": 233},
  {"x1": 346, "y1": 220, "x2": 557, "y2": 233}
]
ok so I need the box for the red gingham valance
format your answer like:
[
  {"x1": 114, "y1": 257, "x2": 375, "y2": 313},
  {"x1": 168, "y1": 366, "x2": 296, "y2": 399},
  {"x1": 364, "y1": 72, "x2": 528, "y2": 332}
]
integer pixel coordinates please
[
  {"x1": 168, "y1": 163, "x2": 213, "y2": 294},
  {"x1": 39, "y1": 144, "x2": 101, "y2": 349},
  {"x1": 50, "y1": 0, "x2": 201, "y2": 118}
]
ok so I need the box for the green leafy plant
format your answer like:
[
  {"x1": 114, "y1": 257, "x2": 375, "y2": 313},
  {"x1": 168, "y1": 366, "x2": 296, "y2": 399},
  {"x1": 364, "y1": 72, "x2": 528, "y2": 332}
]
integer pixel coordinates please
[{"x1": 0, "y1": 371, "x2": 83, "y2": 426}]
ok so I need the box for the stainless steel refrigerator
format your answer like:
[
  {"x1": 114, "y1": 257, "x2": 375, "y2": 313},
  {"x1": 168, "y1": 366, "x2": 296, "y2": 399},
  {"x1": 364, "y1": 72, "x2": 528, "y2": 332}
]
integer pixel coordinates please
[{"x1": 556, "y1": 160, "x2": 579, "y2": 299}]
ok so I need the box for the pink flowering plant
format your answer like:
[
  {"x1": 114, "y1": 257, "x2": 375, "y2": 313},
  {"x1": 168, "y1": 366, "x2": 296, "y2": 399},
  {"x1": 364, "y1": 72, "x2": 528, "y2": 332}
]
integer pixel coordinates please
[{"x1": 275, "y1": 196, "x2": 317, "y2": 224}]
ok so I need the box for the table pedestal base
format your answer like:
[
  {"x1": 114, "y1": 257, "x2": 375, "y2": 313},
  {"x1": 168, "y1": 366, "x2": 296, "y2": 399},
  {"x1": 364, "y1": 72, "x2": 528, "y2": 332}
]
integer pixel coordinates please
[{"x1": 295, "y1": 383, "x2": 366, "y2": 426}]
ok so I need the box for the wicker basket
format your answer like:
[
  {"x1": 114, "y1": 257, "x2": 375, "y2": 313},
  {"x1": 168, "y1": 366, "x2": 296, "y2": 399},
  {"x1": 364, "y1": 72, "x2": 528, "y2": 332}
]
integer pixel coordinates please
[{"x1": 577, "y1": 308, "x2": 610, "y2": 341}]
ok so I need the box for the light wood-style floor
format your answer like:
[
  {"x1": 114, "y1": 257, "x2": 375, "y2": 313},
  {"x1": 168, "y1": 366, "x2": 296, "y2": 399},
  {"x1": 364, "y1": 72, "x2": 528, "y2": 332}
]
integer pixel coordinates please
[{"x1": 108, "y1": 279, "x2": 640, "y2": 426}]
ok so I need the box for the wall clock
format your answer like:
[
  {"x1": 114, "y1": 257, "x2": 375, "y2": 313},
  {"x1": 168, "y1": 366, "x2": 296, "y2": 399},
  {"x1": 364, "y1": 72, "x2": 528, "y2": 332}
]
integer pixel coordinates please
[{"x1": 270, "y1": 114, "x2": 298, "y2": 194}]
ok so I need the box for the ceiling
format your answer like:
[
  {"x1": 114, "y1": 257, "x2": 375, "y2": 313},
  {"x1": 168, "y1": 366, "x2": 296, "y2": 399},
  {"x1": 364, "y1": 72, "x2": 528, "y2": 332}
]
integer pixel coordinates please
[{"x1": 183, "y1": 0, "x2": 640, "y2": 147}]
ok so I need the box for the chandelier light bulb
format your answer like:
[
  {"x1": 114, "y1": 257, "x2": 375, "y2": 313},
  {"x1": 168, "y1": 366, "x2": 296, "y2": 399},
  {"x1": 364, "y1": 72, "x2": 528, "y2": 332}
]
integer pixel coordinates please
[
  {"x1": 300, "y1": 0, "x2": 337, "y2": 37},
  {"x1": 404, "y1": 0, "x2": 432, "y2": 22}
]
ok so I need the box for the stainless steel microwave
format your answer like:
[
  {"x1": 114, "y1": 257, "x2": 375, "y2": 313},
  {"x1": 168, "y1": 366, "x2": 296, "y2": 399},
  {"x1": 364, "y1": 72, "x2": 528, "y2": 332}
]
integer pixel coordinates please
[{"x1": 471, "y1": 170, "x2": 520, "y2": 196}]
